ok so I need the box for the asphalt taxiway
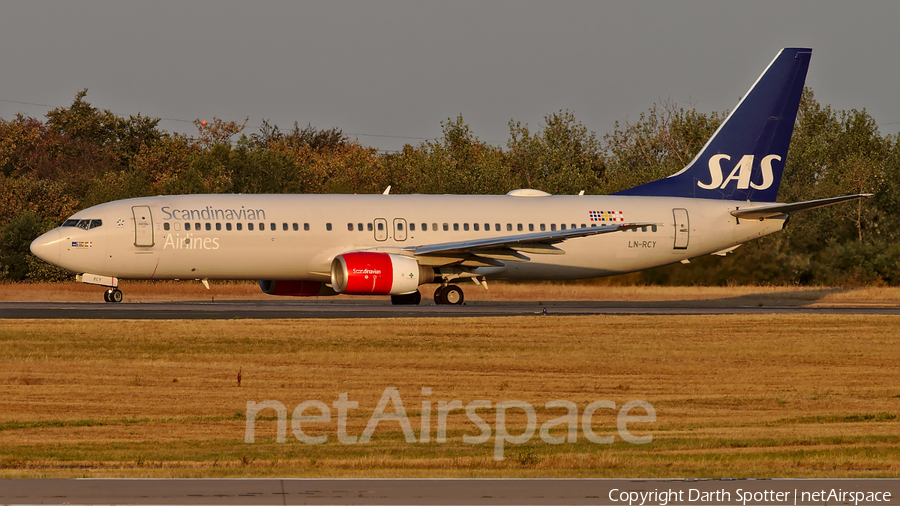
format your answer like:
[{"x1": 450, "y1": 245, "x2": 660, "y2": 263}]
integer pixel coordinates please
[
  {"x1": 1, "y1": 300, "x2": 899, "y2": 319},
  {"x1": 1, "y1": 478, "x2": 898, "y2": 505}
]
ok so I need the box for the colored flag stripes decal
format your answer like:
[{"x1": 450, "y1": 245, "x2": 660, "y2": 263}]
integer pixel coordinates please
[{"x1": 589, "y1": 210, "x2": 625, "y2": 222}]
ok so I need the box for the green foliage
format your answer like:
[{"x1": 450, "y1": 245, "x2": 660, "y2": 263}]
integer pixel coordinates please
[
  {"x1": 2, "y1": 88, "x2": 899, "y2": 284},
  {"x1": 0, "y1": 212, "x2": 52, "y2": 281},
  {"x1": 602, "y1": 99, "x2": 721, "y2": 193},
  {"x1": 507, "y1": 110, "x2": 604, "y2": 195}
]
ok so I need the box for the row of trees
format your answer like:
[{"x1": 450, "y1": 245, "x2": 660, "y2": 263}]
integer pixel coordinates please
[{"x1": 1, "y1": 89, "x2": 898, "y2": 285}]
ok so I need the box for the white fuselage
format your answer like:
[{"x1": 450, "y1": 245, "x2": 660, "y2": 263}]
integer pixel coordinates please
[{"x1": 34, "y1": 193, "x2": 785, "y2": 282}]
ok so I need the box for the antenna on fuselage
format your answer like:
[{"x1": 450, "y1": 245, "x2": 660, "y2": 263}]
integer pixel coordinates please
[{"x1": 383, "y1": 186, "x2": 391, "y2": 195}]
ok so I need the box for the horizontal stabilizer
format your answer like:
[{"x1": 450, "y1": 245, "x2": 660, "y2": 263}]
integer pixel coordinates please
[{"x1": 730, "y1": 194, "x2": 873, "y2": 220}]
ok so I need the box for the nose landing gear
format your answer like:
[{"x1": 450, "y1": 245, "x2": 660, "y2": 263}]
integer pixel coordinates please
[
  {"x1": 103, "y1": 288, "x2": 124, "y2": 303},
  {"x1": 77, "y1": 273, "x2": 122, "y2": 303}
]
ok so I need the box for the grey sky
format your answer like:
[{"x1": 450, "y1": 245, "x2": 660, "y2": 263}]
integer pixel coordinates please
[{"x1": 1, "y1": 1, "x2": 898, "y2": 153}]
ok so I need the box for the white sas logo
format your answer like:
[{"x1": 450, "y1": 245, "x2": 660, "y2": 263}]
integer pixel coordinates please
[{"x1": 697, "y1": 154, "x2": 780, "y2": 190}]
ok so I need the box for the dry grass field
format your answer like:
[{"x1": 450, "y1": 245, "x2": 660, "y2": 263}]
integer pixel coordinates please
[{"x1": 1, "y1": 315, "x2": 898, "y2": 478}]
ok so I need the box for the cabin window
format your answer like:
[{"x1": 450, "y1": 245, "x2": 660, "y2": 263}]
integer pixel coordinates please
[
  {"x1": 163, "y1": 223, "x2": 170, "y2": 231},
  {"x1": 226, "y1": 223, "x2": 232, "y2": 231},
  {"x1": 195, "y1": 223, "x2": 200, "y2": 230},
  {"x1": 561, "y1": 224, "x2": 567, "y2": 230},
  {"x1": 484, "y1": 223, "x2": 490, "y2": 231},
  {"x1": 410, "y1": 223, "x2": 416, "y2": 231},
  {"x1": 185, "y1": 223, "x2": 191, "y2": 231},
  {"x1": 205, "y1": 223, "x2": 211, "y2": 231},
  {"x1": 652, "y1": 225, "x2": 658, "y2": 232},
  {"x1": 326, "y1": 223, "x2": 332, "y2": 231},
  {"x1": 517, "y1": 224, "x2": 523, "y2": 231},
  {"x1": 357, "y1": 223, "x2": 363, "y2": 231},
  {"x1": 397, "y1": 222, "x2": 404, "y2": 231},
  {"x1": 248, "y1": 223, "x2": 255, "y2": 231},
  {"x1": 496, "y1": 224, "x2": 501, "y2": 231},
  {"x1": 216, "y1": 223, "x2": 222, "y2": 231},
  {"x1": 422, "y1": 223, "x2": 428, "y2": 231},
  {"x1": 550, "y1": 224, "x2": 556, "y2": 231},
  {"x1": 528, "y1": 224, "x2": 534, "y2": 231},
  {"x1": 236, "y1": 223, "x2": 242, "y2": 231},
  {"x1": 571, "y1": 224, "x2": 577, "y2": 229},
  {"x1": 580, "y1": 223, "x2": 586, "y2": 228},
  {"x1": 463, "y1": 223, "x2": 469, "y2": 231},
  {"x1": 473, "y1": 223, "x2": 479, "y2": 231},
  {"x1": 540, "y1": 224, "x2": 546, "y2": 231},
  {"x1": 590, "y1": 223, "x2": 596, "y2": 227},
  {"x1": 293, "y1": 223, "x2": 299, "y2": 231},
  {"x1": 348, "y1": 223, "x2": 354, "y2": 231},
  {"x1": 432, "y1": 223, "x2": 438, "y2": 231},
  {"x1": 443, "y1": 223, "x2": 449, "y2": 231},
  {"x1": 367, "y1": 223, "x2": 373, "y2": 232},
  {"x1": 453, "y1": 223, "x2": 459, "y2": 231},
  {"x1": 377, "y1": 222, "x2": 384, "y2": 231},
  {"x1": 304, "y1": 223, "x2": 310, "y2": 231}
]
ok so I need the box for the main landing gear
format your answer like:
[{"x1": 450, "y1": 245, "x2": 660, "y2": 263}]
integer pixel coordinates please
[
  {"x1": 433, "y1": 284, "x2": 464, "y2": 305},
  {"x1": 103, "y1": 288, "x2": 124, "y2": 303},
  {"x1": 389, "y1": 284, "x2": 466, "y2": 306},
  {"x1": 390, "y1": 290, "x2": 422, "y2": 306}
]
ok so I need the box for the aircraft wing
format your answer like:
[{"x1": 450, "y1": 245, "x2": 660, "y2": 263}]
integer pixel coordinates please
[
  {"x1": 405, "y1": 222, "x2": 653, "y2": 263},
  {"x1": 730, "y1": 194, "x2": 873, "y2": 220}
]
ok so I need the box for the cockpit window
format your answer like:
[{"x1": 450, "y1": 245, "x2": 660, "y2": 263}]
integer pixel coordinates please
[{"x1": 62, "y1": 219, "x2": 102, "y2": 229}]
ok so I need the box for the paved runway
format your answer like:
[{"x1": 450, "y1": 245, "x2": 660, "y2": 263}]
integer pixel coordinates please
[
  {"x1": 1, "y1": 478, "x2": 897, "y2": 505},
  {"x1": 2, "y1": 300, "x2": 899, "y2": 319}
]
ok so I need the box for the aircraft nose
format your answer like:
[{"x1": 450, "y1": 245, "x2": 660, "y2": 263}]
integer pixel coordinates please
[{"x1": 30, "y1": 229, "x2": 62, "y2": 265}]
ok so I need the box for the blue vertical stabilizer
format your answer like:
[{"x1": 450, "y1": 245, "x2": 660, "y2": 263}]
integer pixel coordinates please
[{"x1": 614, "y1": 47, "x2": 811, "y2": 202}]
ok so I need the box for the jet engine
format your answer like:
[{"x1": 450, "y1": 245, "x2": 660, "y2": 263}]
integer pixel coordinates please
[
  {"x1": 331, "y1": 252, "x2": 434, "y2": 295},
  {"x1": 258, "y1": 280, "x2": 338, "y2": 297}
]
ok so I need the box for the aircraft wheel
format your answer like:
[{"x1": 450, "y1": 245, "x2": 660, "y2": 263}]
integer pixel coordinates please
[
  {"x1": 443, "y1": 285, "x2": 464, "y2": 305},
  {"x1": 433, "y1": 286, "x2": 446, "y2": 305},
  {"x1": 390, "y1": 290, "x2": 422, "y2": 305},
  {"x1": 103, "y1": 290, "x2": 111, "y2": 303},
  {"x1": 110, "y1": 288, "x2": 123, "y2": 303}
]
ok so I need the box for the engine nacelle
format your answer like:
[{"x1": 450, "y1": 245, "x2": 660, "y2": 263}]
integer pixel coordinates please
[
  {"x1": 259, "y1": 280, "x2": 338, "y2": 297},
  {"x1": 331, "y1": 252, "x2": 434, "y2": 295}
]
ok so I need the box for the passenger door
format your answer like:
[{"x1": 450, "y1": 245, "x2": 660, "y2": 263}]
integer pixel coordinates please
[
  {"x1": 673, "y1": 208, "x2": 689, "y2": 249},
  {"x1": 132, "y1": 206, "x2": 154, "y2": 247}
]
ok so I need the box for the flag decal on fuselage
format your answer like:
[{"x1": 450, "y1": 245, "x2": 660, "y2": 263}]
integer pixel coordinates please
[{"x1": 589, "y1": 210, "x2": 624, "y2": 222}]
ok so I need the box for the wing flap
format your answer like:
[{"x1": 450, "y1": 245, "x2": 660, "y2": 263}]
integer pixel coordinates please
[{"x1": 409, "y1": 222, "x2": 654, "y2": 258}]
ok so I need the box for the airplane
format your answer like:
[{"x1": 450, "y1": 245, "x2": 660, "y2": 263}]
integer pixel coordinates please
[{"x1": 30, "y1": 47, "x2": 870, "y2": 305}]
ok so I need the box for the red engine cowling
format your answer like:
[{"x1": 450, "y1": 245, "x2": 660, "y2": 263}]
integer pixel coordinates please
[
  {"x1": 331, "y1": 252, "x2": 434, "y2": 295},
  {"x1": 258, "y1": 280, "x2": 338, "y2": 297}
]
